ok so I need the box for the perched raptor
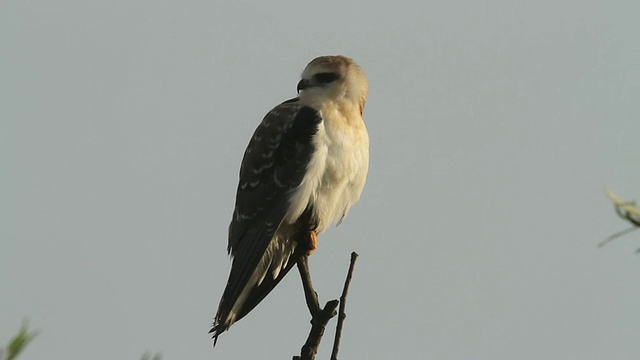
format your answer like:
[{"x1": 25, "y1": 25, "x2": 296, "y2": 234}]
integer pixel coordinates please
[{"x1": 211, "y1": 55, "x2": 369, "y2": 342}]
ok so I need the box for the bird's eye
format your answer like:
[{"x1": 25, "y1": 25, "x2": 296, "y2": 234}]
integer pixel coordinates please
[{"x1": 314, "y1": 72, "x2": 339, "y2": 84}]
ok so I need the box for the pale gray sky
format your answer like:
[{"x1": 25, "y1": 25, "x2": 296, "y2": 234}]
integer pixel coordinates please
[{"x1": 2, "y1": 1, "x2": 640, "y2": 359}]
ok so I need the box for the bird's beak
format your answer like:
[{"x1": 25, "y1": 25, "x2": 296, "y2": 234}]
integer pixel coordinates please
[{"x1": 297, "y1": 79, "x2": 310, "y2": 94}]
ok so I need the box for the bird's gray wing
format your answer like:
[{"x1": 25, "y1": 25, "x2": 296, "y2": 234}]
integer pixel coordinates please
[{"x1": 211, "y1": 99, "x2": 321, "y2": 341}]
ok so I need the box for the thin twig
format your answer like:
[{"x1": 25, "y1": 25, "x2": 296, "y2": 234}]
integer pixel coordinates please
[
  {"x1": 598, "y1": 226, "x2": 640, "y2": 248},
  {"x1": 293, "y1": 255, "x2": 339, "y2": 360},
  {"x1": 330, "y1": 252, "x2": 359, "y2": 360}
]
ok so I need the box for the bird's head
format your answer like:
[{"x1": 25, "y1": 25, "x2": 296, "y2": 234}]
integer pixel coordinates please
[{"x1": 297, "y1": 55, "x2": 368, "y2": 113}]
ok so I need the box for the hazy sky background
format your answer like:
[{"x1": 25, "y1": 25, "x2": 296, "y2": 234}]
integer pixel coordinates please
[{"x1": 2, "y1": 1, "x2": 640, "y2": 359}]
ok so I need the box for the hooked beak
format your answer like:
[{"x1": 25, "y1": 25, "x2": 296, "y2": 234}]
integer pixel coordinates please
[{"x1": 297, "y1": 79, "x2": 311, "y2": 94}]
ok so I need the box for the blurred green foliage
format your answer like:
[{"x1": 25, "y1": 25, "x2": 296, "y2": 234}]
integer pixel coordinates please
[
  {"x1": 1, "y1": 319, "x2": 38, "y2": 360},
  {"x1": 1, "y1": 320, "x2": 162, "y2": 360}
]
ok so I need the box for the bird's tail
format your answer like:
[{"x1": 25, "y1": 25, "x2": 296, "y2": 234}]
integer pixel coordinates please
[{"x1": 210, "y1": 236, "x2": 297, "y2": 344}]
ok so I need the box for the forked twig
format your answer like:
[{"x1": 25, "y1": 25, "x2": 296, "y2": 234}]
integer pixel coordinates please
[
  {"x1": 293, "y1": 252, "x2": 360, "y2": 360},
  {"x1": 293, "y1": 255, "x2": 339, "y2": 360}
]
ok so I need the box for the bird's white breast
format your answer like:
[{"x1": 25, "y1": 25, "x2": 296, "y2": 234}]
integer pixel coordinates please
[{"x1": 284, "y1": 104, "x2": 369, "y2": 234}]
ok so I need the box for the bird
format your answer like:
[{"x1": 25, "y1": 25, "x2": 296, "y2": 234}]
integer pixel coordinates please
[{"x1": 210, "y1": 55, "x2": 369, "y2": 343}]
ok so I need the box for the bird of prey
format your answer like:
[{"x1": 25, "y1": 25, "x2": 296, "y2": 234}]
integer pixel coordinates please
[{"x1": 210, "y1": 55, "x2": 369, "y2": 342}]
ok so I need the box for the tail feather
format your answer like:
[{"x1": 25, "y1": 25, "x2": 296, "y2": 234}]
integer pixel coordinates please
[{"x1": 210, "y1": 236, "x2": 296, "y2": 342}]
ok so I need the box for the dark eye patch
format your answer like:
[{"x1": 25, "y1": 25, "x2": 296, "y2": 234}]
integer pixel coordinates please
[{"x1": 314, "y1": 72, "x2": 339, "y2": 84}]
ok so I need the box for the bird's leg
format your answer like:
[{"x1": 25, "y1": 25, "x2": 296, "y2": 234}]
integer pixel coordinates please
[
  {"x1": 294, "y1": 229, "x2": 318, "y2": 256},
  {"x1": 299, "y1": 230, "x2": 317, "y2": 256},
  {"x1": 306, "y1": 230, "x2": 317, "y2": 255}
]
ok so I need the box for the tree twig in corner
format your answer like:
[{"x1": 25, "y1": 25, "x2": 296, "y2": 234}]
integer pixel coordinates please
[{"x1": 330, "y1": 251, "x2": 359, "y2": 360}]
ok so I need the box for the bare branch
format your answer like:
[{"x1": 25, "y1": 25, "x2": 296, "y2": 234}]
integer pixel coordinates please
[
  {"x1": 330, "y1": 252, "x2": 359, "y2": 360},
  {"x1": 293, "y1": 255, "x2": 339, "y2": 360},
  {"x1": 296, "y1": 255, "x2": 322, "y2": 316}
]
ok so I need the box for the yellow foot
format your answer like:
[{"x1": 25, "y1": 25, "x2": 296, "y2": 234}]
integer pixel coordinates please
[{"x1": 304, "y1": 230, "x2": 317, "y2": 256}]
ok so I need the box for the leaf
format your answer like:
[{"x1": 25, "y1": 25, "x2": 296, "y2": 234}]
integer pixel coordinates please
[{"x1": 606, "y1": 190, "x2": 640, "y2": 222}]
